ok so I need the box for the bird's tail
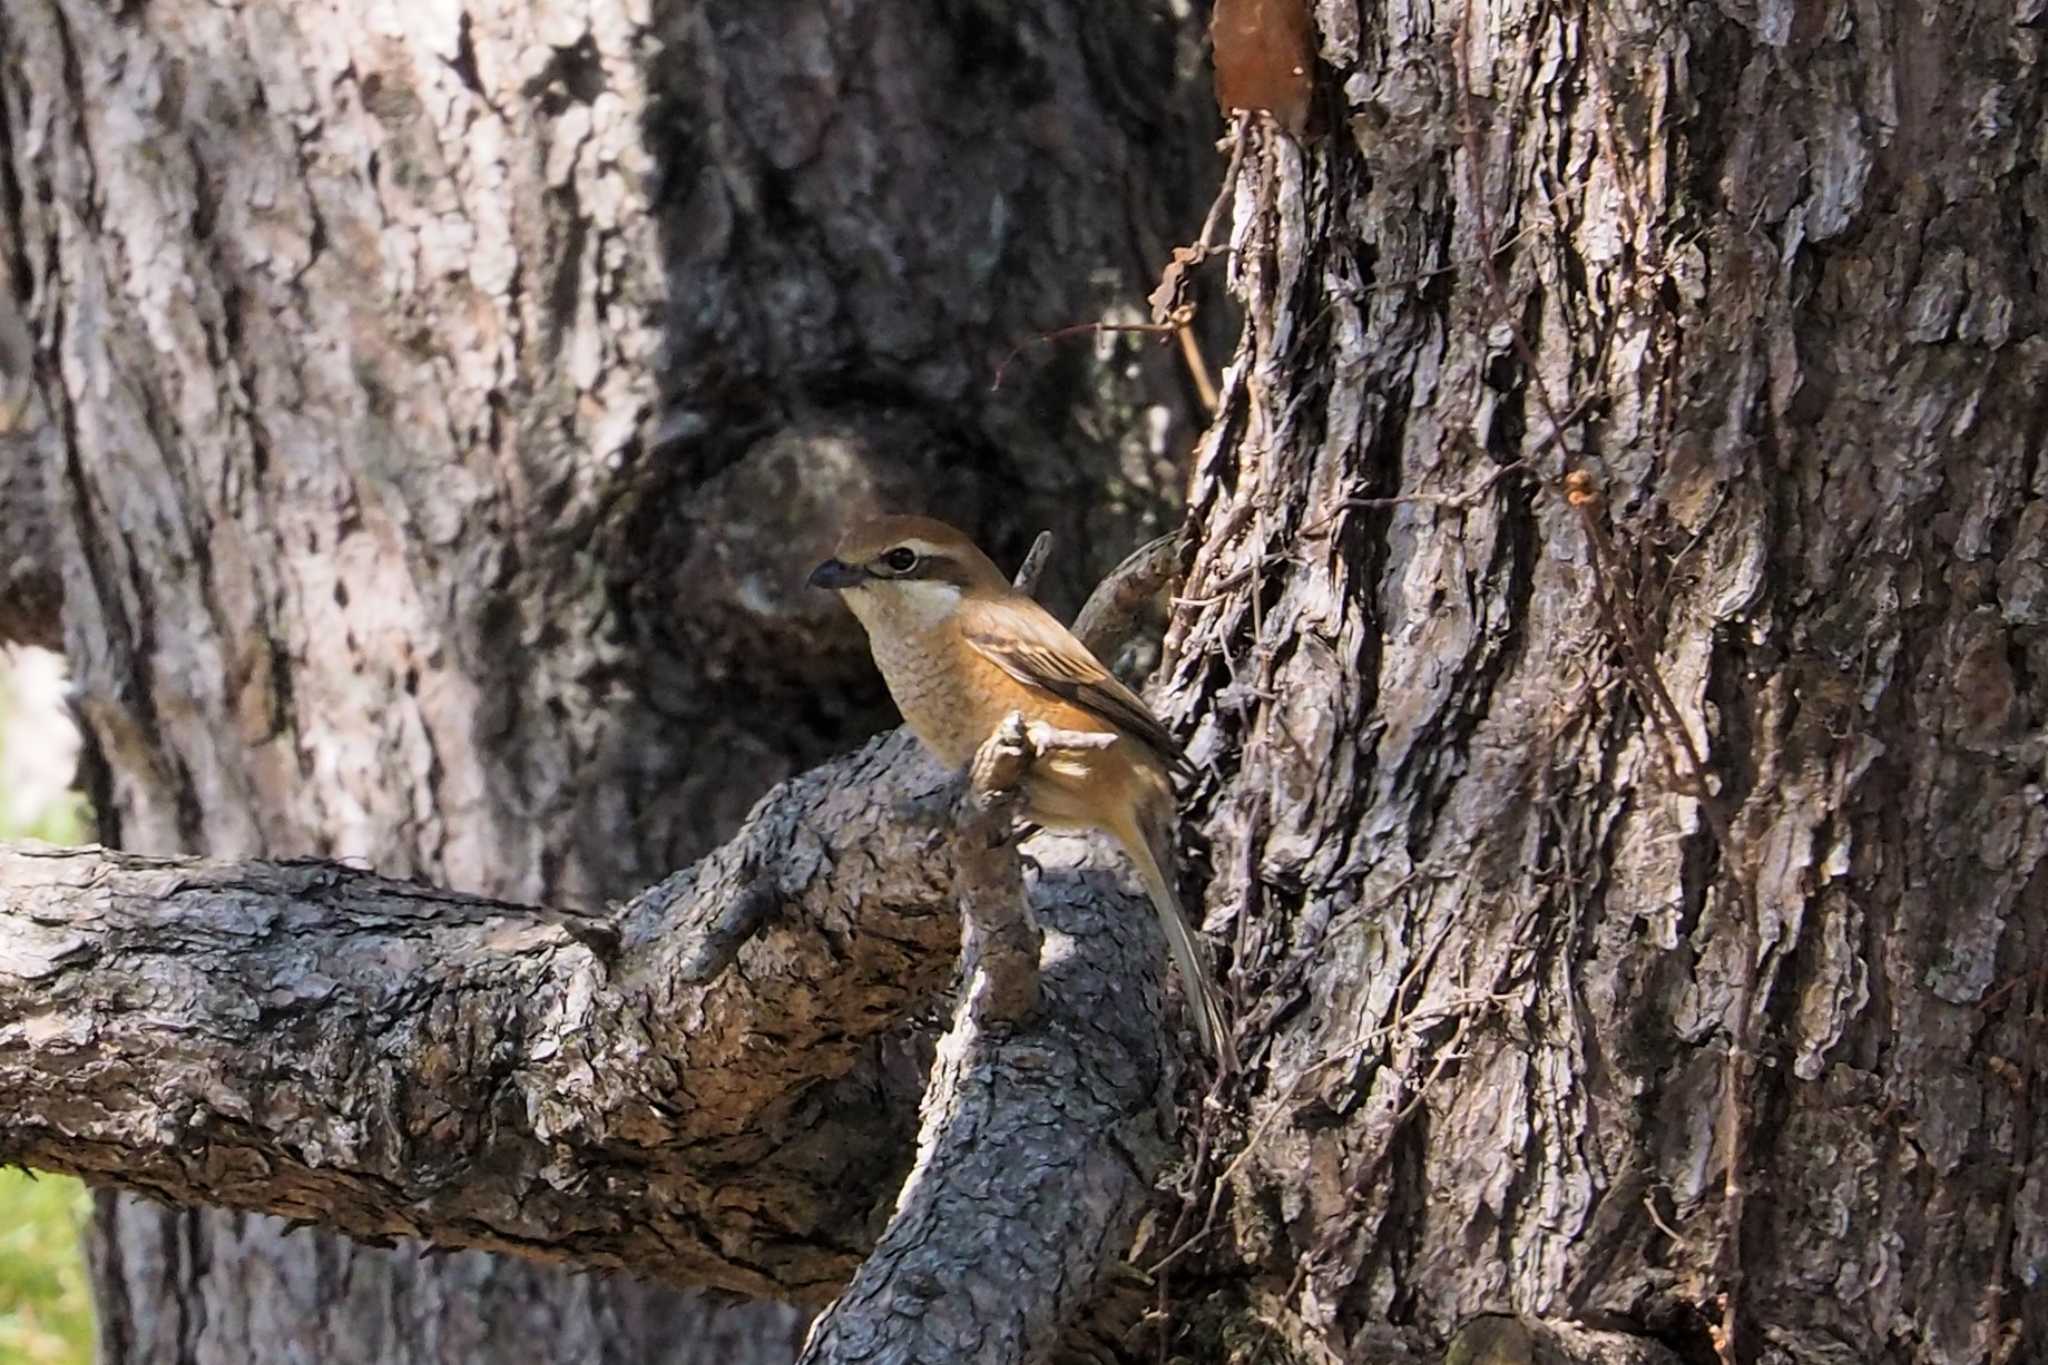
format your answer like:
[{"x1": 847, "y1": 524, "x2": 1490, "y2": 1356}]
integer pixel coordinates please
[{"x1": 1115, "y1": 806, "x2": 1235, "y2": 1073}]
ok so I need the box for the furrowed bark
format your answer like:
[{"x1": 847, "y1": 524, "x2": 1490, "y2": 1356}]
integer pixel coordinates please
[
  {"x1": 791, "y1": 722, "x2": 1172, "y2": 1365},
  {"x1": 798, "y1": 853, "x2": 1169, "y2": 1365},
  {"x1": 1150, "y1": 2, "x2": 2048, "y2": 1360},
  {"x1": 1, "y1": 733, "x2": 965, "y2": 1303}
]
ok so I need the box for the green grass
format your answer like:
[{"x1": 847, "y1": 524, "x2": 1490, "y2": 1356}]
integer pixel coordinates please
[
  {"x1": 1, "y1": 655, "x2": 96, "y2": 1365},
  {"x1": 0, "y1": 1170, "x2": 93, "y2": 1365}
]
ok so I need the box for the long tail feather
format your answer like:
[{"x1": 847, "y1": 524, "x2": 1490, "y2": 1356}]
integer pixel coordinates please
[{"x1": 1117, "y1": 810, "x2": 1235, "y2": 1072}]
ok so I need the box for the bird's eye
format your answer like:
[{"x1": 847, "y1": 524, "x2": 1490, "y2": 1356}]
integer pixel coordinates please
[{"x1": 881, "y1": 547, "x2": 919, "y2": 574}]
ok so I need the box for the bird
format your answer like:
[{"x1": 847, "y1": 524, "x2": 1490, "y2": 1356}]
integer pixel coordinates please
[{"x1": 809, "y1": 513, "x2": 1232, "y2": 1068}]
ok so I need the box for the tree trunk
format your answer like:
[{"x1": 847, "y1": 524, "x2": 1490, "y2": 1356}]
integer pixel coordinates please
[
  {"x1": 0, "y1": 0, "x2": 1216, "y2": 1359},
  {"x1": 1156, "y1": 1, "x2": 2045, "y2": 1361}
]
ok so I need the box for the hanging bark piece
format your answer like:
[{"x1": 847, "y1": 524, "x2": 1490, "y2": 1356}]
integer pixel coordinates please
[{"x1": 1211, "y1": 0, "x2": 1315, "y2": 137}]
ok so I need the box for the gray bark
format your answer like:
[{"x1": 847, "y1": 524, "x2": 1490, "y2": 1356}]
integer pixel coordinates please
[{"x1": 1155, "y1": 1, "x2": 2048, "y2": 1361}]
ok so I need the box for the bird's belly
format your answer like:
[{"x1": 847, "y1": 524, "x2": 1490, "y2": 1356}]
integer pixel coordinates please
[
  {"x1": 866, "y1": 630, "x2": 1123, "y2": 798},
  {"x1": 1020, "y1": 756, "x2": 1110, "y2": 829}
]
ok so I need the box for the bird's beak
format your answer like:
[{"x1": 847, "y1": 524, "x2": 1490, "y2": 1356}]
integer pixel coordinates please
[{"x1": 808, "y1": 558, "x2": 867, "y2": 590}]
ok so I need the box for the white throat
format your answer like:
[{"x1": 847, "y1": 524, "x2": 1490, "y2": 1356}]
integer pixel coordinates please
[{"x1": 844, "y1": 579, "x2": 962, "y2": 634}]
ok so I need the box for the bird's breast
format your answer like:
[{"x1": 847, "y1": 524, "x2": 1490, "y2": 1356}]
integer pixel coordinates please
[{"x1": 864, "y1": 622, "x2": 991, "y2": 768}]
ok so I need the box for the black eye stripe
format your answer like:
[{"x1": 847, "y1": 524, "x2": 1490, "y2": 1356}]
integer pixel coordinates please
[{"x1": 869, "y1": 545, "x2": 972, "y2": 583}]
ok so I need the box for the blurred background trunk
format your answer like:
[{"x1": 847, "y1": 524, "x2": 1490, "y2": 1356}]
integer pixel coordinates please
[{"x1": 0, "y1": 0, "x2": 1219, "y2": 1359}]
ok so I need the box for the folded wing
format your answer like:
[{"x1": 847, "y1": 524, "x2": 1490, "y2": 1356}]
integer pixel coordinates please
[{"x1": 960, "y1": 595, "x2": 1193, "y2": 779}]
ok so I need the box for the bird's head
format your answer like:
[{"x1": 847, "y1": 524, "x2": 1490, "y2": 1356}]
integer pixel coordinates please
[{"x1": 808, "y1": 515, "x2": 1009, "y2": 630}]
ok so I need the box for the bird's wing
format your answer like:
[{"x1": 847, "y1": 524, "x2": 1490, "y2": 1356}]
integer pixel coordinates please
[{"x1": 960, "y1": 594, "x2": 1192, "y2": 777}]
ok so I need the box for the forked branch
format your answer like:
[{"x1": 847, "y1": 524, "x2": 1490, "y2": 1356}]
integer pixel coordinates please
[
  {"x1": 2, "y1": 658, "x2": 1182, "y2": 1365},
  {"x1": 798, "y1": 716, "x2": 1173, "y2": 1363}
]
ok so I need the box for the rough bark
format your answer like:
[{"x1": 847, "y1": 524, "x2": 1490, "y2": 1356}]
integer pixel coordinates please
[
  {"x1": 1154, "y1": 2, "x2": 2048, "y2": 1362},
  {"x1": 794, "y1": 725, "x2": 1171, "y2": 1365},
  {"x1": 1, "y1": 736, "x2": 953, "y2": 1299},
  {"x1": 796, "y1": 858, "x2": 1170, "y2": 1365},
  {"x1": 1, "y1": 733, "x2": 1171, "y2": 1342},
  {"x1": 0, "y1": 0, "x2": 1218, "y2": 1358}
]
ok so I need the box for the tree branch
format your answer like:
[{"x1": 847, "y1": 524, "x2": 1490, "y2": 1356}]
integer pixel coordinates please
[
  {"x1": 799, "y1": 856, "x2": 1169, "y2": 1364},
  {"x1": 795, "y1": 716, "x2": 1171, "y2": 1364},
  {"x1": 951, "y1": 715, "x2": 1047, "y2": 1027},
  {"x1": 2, "y1": 723, "x2": 1179, "y2": 1357},
  {"x1": 1072, "y1": 530, "x2": 1182, "y2": 657},
  {"x1": 1, "y1": 732, "x2": 967, "y2": 1302}
]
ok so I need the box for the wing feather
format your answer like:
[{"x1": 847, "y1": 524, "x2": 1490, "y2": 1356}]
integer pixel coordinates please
[{"x1": 960, "y1": 595, "x2": 1192, "y2": 777}]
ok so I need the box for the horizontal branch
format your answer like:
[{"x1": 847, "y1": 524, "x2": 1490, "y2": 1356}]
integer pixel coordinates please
[
  {"x1": 0, "y1": 732, "x2": 972, "y2": 1301},
  {"x1": 1, "y1": 724, "x2": 1183, "y2": 1344}
]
